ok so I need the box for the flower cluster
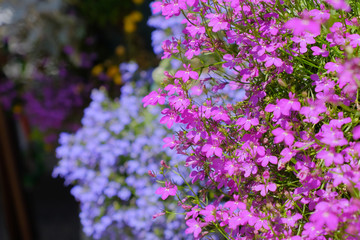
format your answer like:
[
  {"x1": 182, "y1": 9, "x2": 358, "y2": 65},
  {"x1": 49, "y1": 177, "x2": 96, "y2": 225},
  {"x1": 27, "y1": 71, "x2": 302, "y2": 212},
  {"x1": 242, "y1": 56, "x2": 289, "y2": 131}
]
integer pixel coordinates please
[
  {"x1": 53, "y1": 65, "x2": 188, "y2": 240},
  {"x1": 144, "y1": 0, "x2": 360, "y2": 239}
]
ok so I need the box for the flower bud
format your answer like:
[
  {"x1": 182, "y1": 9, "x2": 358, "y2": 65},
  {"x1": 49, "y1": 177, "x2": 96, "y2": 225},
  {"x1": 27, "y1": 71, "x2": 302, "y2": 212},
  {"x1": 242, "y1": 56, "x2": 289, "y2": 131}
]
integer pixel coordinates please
[
  {"x1": 148, "y1": 170, "x2": 156, "y2": 178},
  {"x1": 160, "y1": 160, "x2": 170, "y2": 169}
]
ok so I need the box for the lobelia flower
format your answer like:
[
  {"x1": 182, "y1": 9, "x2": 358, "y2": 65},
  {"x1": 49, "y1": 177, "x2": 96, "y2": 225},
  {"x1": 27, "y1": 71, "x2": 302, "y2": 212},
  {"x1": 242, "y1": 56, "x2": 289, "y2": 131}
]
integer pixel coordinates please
[
  {"x1": 325, "y1": 0, "x2": 351, "y2": 11},
  {"x1": 185, "y1": 218, "x2": 207, "y2": 238},
  {"x1": 311, "y1": 44, "x2": 329, "y2": 57},
  {"x1": 253, "y1": 182, "x2": 277, "y2": 197},
  {"x1": 353, "y1": 125, "x2": 360, "y2": 140},
  {"x1": 155, "y1": 181, "x2": 178, "y2": 200},
  {"x1": 285, "y1": 17, "x2": 321, "y2": 36},
  {"x1": 175, "y1": 64, "x2": 199, "y2": 82},
  {"x1": 310, "y1": 201, "x2": 339, "y2": 231}
]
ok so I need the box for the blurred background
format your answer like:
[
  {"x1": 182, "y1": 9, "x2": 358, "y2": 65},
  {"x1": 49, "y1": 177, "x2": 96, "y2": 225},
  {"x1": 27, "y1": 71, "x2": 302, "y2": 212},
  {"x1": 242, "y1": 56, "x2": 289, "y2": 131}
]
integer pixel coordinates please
[{"x1": 0, "y1": 0, "x2": 158, "y2": 239}]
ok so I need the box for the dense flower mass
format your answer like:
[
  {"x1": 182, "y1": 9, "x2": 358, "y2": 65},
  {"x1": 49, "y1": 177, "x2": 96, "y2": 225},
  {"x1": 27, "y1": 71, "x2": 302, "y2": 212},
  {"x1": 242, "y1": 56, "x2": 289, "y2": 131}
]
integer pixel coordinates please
[
  {"x1": 143, "y1": 0, "x2": 360, "y2": 239},
  {"x1": 53, "y1": 66, "x2": 189, "y2": 240}
]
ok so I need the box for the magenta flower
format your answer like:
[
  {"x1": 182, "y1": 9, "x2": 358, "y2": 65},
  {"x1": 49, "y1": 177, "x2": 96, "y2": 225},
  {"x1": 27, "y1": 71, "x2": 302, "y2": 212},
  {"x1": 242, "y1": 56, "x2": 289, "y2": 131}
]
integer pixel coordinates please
[
  {"x1": 310, "y1": 202, "x2": 339, "y2": 231},
  {"x1": 265, "y1": 102, "x2": 282, "y2": 119},
  {"x1": 279, "y1": 147, "x2": 297, "y2": 165},
  {"x1": 324, "y1": 60, "x2": 344, "y2": 73},
  {"x1": 311, "y1": 44, "x2": 329, "y2": 57},
  {"x1": 223, "y1": 54, "x2": 241, "y2": 69},
  {"x1": 199, "y1": 205, "x2": 218, "y2": 223},
  {"x1": 185, "y1": 218, "x2": 206, "y2": 238},
  {"x1": 325, "y1": 0, "x2": 351, "y2": 11},
  {"x1": 353, "y1": 125, "x2": 360, "y2": 140},
  {"x1": 258, "y1": 154, "x2": 278, "y2": 167},
  {"x1": 330, "y1": 165, "x2": 352, "y2": 187},
  {"x1": 160, "y1": 108, "x2": 178, "y2": 128},
  {"x1": 302, "y1": 222, "x2": 324, "y2": 239},
  {"x1": 155, "y1": 182, "x2": 177, "y2": 200},
  {"x1": 349, "y1": 34, "x2": 360, "y2": 48},
  {"x1": 285, "y1": 17, "x2": 321, "y2": 36},
  {"x1": 277, "y1": 93, "x2": 301, "y2": 115},
  {"x1": 142, "y1": 88, "x2": 166, "y2": 107},
  {"x1": 202, "y1": 143, "x2": 222, "y2": 157},
  {"x1": 189, "y1": 85, "x2": 203, "y2": 96},
  {"x1": 206, "y1": 13, "x2": 230, "y2": 32},
  {"x1": 175, "y1": 64, "x2": 199, "y2": 82},
  {"x1": 253, "y1": 182, "x2": 277, "y2": 196},
  {"x1": 264, "y1": 55, "x2": 283, "y2": 68},
  {"x1": 254, "y1": 218, "x2": 270, "y2": 231},
  {"x1": 320, "y1": 125, "x2": 348, "y2": 147},
  {"x1": 316, "y1": 149, "x2": 344, "y2": 167},
  {"x1": 224, "y1": 161, "x2": 237, "y2": 176},
  {"x1": 272, "y1": 127, "x2": 295, "y2": 146},
  {"x1": 309, "y1": 9, "x2": 330, "y2": 22},
  {"x1": 281, "y1": 212, "x2": 303, "y2": 227},
  {"x1": 162, "y1": 136, "x2": 177, "y2": 149},
  {"x1": 236, "y1": 117, "x2": 259, "y2": 131},
  {"x1": 224, "y1": 195, "x2": 246, "y2": 212},
  {"x1": 161, "y1": 39, "x2": 179, "y2": 59}
]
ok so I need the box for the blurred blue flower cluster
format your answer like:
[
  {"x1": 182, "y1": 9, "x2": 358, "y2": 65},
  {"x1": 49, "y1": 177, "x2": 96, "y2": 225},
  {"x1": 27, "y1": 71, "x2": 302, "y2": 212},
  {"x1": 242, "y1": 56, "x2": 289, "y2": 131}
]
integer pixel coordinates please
[{"x1": 53, "y1": 64, "x2": 188, "y2": 240}]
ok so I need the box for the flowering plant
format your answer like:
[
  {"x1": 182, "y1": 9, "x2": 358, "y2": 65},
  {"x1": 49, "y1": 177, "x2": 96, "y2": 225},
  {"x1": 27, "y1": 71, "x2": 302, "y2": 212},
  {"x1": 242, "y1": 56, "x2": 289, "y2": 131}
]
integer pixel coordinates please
[
  {"x1": 144, "y1": 0, "x2": 360, "y2": 239},
  {"x1": 53, "y1": 65, "x2": 189, "y2": 240}
]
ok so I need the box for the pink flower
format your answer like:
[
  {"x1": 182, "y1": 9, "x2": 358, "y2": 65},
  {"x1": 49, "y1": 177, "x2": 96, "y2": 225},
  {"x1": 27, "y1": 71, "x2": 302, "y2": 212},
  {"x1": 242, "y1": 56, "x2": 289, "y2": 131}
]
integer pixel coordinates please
[
  {"x1": 281, "y1": 212, "x2": 303, "y2": 227},
  {"x1": 257, "y1": 154, "x2": 278, "y2": 167},
  {"x1": 185, "y1": 218, "x2": 206, "y2": 238},
  {"x1": 279, "y1": 147, "x2": 297, "y2": 165},
  {"x1": 265, "y1": 102, "x2": 282, "y2": 119},
  {"x1": 236, "y1": 117, "x2": 259, "y2": 131},
  {"x1": 320, "y1": 125, "x2": 348, "y2": 147},
  {"x1": 161, "y1": 39, "x2": 179, "y2": 59},
  {"x1": 224, "y1": 195, "x2": 246, "y2": 212},
  {"x1": 285, "y1": 17, "x2": 321, "y2": 36},
  {"x1": 160, "y1": 108, "x2": 178, "y2": 128},
  {"x1": 310, "y1": 202, "x2": 339, "y2": 231},
  {"x1": 254, "y1": 218, "x2": 270, "y2": 230},
  {"x1": 206, "y1": 13, "x2": 230, "y2": 32},
  {"x1": 155, "y1": 182, "x2": 177, "y2": 200},
  {"x1": 202, "y1": 143, "x2": 222, "y2": 157},
  {"x1": 223, "y1": 54, "x2": 241, "y2": 69},
  {"x1": 199, "y1": 205, "x2": 218, "y2": 223},
  {"x1": 311, "y1": 44, "x2": 329, "y2": 57},
  {"x1": 353, "y1": 125, "x2": 360, "y2": 140},
  {"x1": 325, "y1": 0, "x2": 351, "y2": 11},
  {"x1": 189, "y1": 85, "x2": 203, "y2": 96},
  {"x1": 316, "y1": 148, "x2": 344, "y2": 167},
  {"x1": 324, "y1": 60, "x2": 344, "y2": 73},
  {"x1": 277, "y1": 93, "x2": 301, "y2": 115},
  {"x1": 253, "y1": 182, "x2": 277, "y2": 196},
  {"x1": 349, "y1": 34, "x2": 360, "y2": 48},
  {"x1": 309, "y1": 9, "x2": 330, "y2": 22},
  {"x1": 175, "y1": 64, "x2": 199, "y2": 82},
  {"x1": 163, "y1": 136, "x2": 177, "y2": 149},
  {"x1": 142, "y1": 88, "x2": 166, "y2": 107},
  {"x1": 264, "y1": 55, "x2": 283, "y2": 68},
  {"x1": 272, "y1": 127, "x2": 295, "y2": 146}
]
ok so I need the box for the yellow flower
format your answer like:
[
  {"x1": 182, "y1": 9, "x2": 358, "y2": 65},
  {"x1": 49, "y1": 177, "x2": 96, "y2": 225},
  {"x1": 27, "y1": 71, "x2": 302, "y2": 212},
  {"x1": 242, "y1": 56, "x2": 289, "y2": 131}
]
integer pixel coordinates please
[
  {"x1": 115, "y1": 45, "x2": 125, "y2": 56},
  {"x1": 124, "y1": 18, "x2": 136, "y2": 33},
  {"x1": 106, "y1": 65, "x2": 119, "y2": 78},
  {"x1": 91, "y1": 64, "x2": 103, "y2": 76},
  {"x1": 124, "y1": 11, "x2": 143, "y2": 33},
  {"x1": 113, "y1": 74, "x2": 122, "y2": 85},
  {"x1": 132, "y1": 0, "x2": 144, "y2": 5},
  {"x1": 129, "y1": 11, "x2": 143, "y2": 22}
]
